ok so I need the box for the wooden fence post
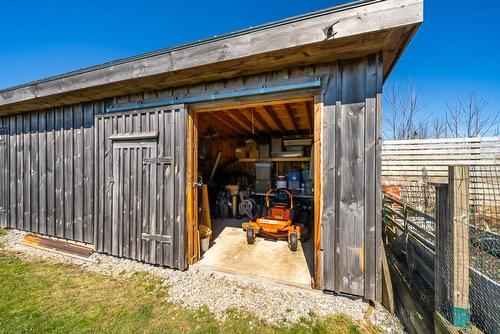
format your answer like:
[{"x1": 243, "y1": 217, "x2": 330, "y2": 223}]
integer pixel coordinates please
[{"x1": 435, "y1": 166, "x2": 470, "y2": 330}]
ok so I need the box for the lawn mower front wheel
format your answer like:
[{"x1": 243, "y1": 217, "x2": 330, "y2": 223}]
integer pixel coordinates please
[
  {"x1": 288, "y1": 232, "x2": 298, "y2": 251},
  {"x1": 246, "y1": 228, "x2": 255, "y2": 244}
]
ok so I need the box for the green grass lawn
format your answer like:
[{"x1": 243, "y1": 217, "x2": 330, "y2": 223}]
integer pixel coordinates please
[{"x1": 0, "y1": 230, "x2": 380, "y2": 334}]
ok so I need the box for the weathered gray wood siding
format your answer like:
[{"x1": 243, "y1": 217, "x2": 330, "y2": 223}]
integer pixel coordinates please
[
  {"x1": 94, "y1": 106, "x2": 186, "y2": 270},
  {"x1": 0, "y1": 123, "x2": 8, "y2": 227},
  {"x1": 0, "y1": 59, "x2": 383, "y2": 301},
  {"x1": 0, "y1": 104, "x2": 96, "y2": 243},
  {"x1": 321, "y1": 54, "x2": 383, "y2": 301}
]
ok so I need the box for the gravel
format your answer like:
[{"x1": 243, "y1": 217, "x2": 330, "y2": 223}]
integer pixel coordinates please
[{"x1": 0, "y1": 229, "x2": 403, "y2": 332}]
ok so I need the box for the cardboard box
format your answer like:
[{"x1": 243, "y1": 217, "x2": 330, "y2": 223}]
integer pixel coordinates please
[
  {"x1": 245, "y1": 140, "x2": 258, "y2": 152},
  {"x1": 235, "y1": 147, "x2": 246, "y2": 159},
  {"x1": 248, "y1": 149, "x2": 260, "y2": 159},
  {"x1": 271, "y1": 137, "x2": 282, "y2": 153}
]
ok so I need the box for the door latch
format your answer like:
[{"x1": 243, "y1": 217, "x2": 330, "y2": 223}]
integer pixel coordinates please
[{"x1": 193, "y1": 176, "x2": 203, "y2": 188}]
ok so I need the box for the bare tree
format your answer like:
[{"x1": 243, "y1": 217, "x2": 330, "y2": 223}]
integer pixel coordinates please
[
  {"x1": 446, "y1": 91, "x2": 499, "y2": 137},
  {"x1": 431, "y1": 117, "x2": 447, "y2": 138},
  {"x1": 384, "y1": 84, "x2": 429, "y2": 139}
]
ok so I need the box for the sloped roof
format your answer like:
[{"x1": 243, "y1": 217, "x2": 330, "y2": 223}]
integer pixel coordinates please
[{"x1": 0, "y1": 0, "x2": 423, "y2": 114}]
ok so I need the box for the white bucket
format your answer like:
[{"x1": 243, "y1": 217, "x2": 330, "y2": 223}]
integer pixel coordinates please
[
  {"x1": 276, "y1": 181, "x2": 287, "y2": 188},
  {"x1": 201, "y1": 237, "x2": 210, "y2": 253},
  {"x1": 276, "y1": 175, "x2": 287, "y2": 189}
]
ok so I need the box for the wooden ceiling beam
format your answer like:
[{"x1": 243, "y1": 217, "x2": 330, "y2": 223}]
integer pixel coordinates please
[
  {"x1": 284, "y1": 104, "x2": 299, "y2": 134},
  {"x1": 198, "y1": 115, "x2": 235, "y2": 138},
  {"x1": 248, "y1": 107, "x2": 274, "y2": 134},
  {"x1": 305, "y1": 101, "x2": 313, "y2": 133},
  {"x1": 210, "y1": 112, "x2": 248, "y2": 136},
  {"x1": 264, "y1": 105, "x2": 286, "y2": 134},
  {"x1": 224, "y1": 110, "x2": 254, "y2": 133},
  {"x1": 238, "y1": 109, "x2": 269, "y2": 135}
]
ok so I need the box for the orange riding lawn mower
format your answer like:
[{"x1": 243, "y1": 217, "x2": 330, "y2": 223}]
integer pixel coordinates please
[{"x1": 242, "y1": 188, "x2": 307, "y2": 251}]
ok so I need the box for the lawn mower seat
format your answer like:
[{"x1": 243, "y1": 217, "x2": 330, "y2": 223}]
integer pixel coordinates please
[
  {"x1": 271, "y1": 189, "x2": 292, "y2": 208},
  {"x1": 266, "y1": 189, "x2": 295, "y2": 221}
]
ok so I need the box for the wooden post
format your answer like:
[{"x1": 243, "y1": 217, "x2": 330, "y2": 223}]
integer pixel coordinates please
[{"x1": 435, "y1": 166, "x2": 470, "y2": 329}]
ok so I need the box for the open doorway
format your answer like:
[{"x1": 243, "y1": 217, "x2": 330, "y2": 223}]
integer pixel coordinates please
[{"x1": 187, "y1": 96, "x2": 319, "y2": 289}]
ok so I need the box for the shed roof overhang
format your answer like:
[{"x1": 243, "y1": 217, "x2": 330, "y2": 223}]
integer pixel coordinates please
[{"x1": 0, "y1": 0, "x2": 423, "y2": 115}]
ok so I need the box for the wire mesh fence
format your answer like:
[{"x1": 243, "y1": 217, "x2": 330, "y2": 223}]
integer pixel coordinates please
[
  {"x1": 467, "y1": 165, "x2": 500, "y2": 334},
  {"x1": 383, "y1": 164, "x2": 500, "y2": 334}
]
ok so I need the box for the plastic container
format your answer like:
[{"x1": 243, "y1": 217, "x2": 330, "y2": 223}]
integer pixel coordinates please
[
  {"x1": 287, "y1": 171, "x2": 301, "y2": 190},
  {"x1": 305, "y1": 180, "x2": 314, "y2": 195},
  {"x1": 276, "y1": 175, "x2": 287, "y2": 189},
  {"x1": 259, "y1": 144, "x2": 270, "y2": 158},
  {"x1": 288, "y1": 171, "x2": 301, "y2": 182},
  {"x1": 301, "y1": 171, "x2": 311, "y2": 181},
  {"x1": 255, "y1": 163, "x2": 272, "y2": 180}
]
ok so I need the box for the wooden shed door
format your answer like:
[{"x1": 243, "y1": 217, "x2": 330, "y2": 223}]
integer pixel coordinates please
[
  {"x1": 95, "y1": 105, "x2": 187, "y2": 270},
  {"x1": 112, "y1": 141, "x2": 158, "y2": 262},
  {"x1": 0, "y1": 128, "x2": 7, "y2": 228}
]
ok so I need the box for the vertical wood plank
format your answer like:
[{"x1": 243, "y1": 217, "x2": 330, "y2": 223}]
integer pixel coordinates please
[
  {"x1": 16, "y1": 115, "x2": 23, "y2": 230},
  {"x1": 336, "y1": 58, "x2": 365, "y2": 297},
  {"x1": 141, "y1": 112, "x2": 149, "y2": 261},
  {"x1": 64, "y1": 106, "x2": 74, "y2": 240},
  {"x1": 23, "y1": 113, "x2": 31, "y2": 231},
  {"x1": 38, "y1": 111, "x2": 47, "y2": 235},
  {"x1": 374, "y1": 53, "x2": 383, "y2": 302},
  {"x1": 47, "y1": 109, "x2": 56, "y2": 236},
  {"x1": 313, "y1": 95, "x2": 323, "y2": 288},
  {"x1": 9, "y1": 117, "x2": 17, "y2": 228},
  {"x1": 177, "y1": 106, "x2": 187, "y2": 270},
  {"x1": 30, "y1": 113, "x2": 39, "y2": 233},
  {"x1": 104, "y1": 115, "x2": 114, "y2": 253},
  {"x1": 83, "y1": 103, "x2": 94, "y2": 244},
  {"x1": 321, "y1": 65, "x2": 338, "y2": 291},
  {"x1": 169, "y1": 108, "x2": 176, "y2": 267},
  {"x1": 193, "y1": 110, "x2": 199, "y2": 261},
  {"x1": 123, "y1": 146, "x2": 131, "y2": 258},
  {"x1": 364, "y1": 54, "x2": 377, "y2": 300},
  {"x1": 74, "y1": 104, "x2": 84, "y2": 242},
  {"x1": 0, "y1": 121, "x2": 7, "y2": 228},
  {"x1": 112, "y1": 145, "x2": 120, "y2": 256},
  {"x1": 186, "y1": 110, "x2": 194, "y2": 264}
]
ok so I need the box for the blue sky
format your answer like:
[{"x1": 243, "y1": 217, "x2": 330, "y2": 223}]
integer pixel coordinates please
[{"x1": 1, "y1": 0, "x2": 499, "y2": 130}]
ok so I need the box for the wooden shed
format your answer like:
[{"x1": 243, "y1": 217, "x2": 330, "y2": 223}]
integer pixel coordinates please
[{"x1": 0, "y1": 0, "x2": 423, "y2": 301}]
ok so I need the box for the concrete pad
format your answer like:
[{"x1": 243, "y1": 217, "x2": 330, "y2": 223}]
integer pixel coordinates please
[{"x1": 196, "y1": 221, "x2": 313, "y2": 289}]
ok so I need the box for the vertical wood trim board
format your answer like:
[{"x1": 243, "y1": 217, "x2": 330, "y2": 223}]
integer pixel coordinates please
[{"x1": 321, "y1": 54, "x2": 382, "y2": 301}]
